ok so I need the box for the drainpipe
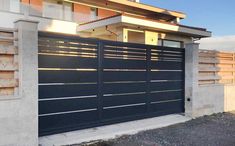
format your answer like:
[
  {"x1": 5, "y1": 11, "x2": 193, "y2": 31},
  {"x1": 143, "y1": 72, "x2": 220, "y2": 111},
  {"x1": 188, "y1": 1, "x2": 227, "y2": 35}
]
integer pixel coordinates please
[{"x1": 105, "y1": 25, "x2": 118, "y2": 41}]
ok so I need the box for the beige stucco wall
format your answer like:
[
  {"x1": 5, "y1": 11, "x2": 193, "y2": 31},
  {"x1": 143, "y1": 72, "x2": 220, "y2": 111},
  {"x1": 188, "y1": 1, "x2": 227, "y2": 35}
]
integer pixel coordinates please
[
  {"x1": 145, "y1": 31, "x2": 158, "y2": 45},
  {"x1": 87, "y1": 27, "x2": 193, "y2": 46},
  {"x1": 102, "y1": 27, "x2": 194, "y2": 46}
]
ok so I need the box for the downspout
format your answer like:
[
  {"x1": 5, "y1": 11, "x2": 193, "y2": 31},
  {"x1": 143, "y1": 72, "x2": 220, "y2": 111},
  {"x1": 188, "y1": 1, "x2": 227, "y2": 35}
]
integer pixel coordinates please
[{"x1": 105, "y1": 25, "x2": 118, "y2": 41}]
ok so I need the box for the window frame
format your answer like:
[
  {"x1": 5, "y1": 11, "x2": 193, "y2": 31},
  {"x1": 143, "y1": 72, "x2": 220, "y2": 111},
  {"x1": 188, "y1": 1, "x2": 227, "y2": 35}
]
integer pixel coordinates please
[
  {"x1": 42, "y1": 0, "x2": 73, "y2": 21},
  {"x1": 158, "y1": 39, "x2": 183, "y2": 48}
]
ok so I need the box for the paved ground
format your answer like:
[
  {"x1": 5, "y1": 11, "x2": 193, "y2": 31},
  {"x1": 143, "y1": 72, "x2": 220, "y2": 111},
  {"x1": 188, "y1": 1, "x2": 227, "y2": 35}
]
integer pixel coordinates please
[{"x1": 75, "y1": 112, "x2": 235, "y2": 146}]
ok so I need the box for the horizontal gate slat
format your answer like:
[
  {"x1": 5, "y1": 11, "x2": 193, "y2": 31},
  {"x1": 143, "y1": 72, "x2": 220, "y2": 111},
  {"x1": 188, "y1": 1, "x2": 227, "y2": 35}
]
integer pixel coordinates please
[
  {"x1": 150, "y1": 81, "x2": 183, "y2": 91},
  {"x1": 39, "y1": 84, "x2": 97, "y2": 99},
  {"x1": 103, "y1": 93, "x2": 146, "y2": 107},
  {"x1": 39, "y1": 110, "x2": 99, "y2": 136},
  {"x1": 150, "y1": 91, "x2": 183, "y2": 102},
  {"x1": 103, "y1": 41, "x2": 148, "y2": 49},
  {"x1": 151, "y1": 50, "x2": 183, "y2": 56},
  {"x1": 103, "y1": 82, "x2": 146, "y2": 94},
  {"x1": 151, "y1": 55, "x2": 182, "y2": 59},
  {"x1": 151, "y1": 61, "x2": 183, "y2": 70},
  {"x1": 102, "y1": 104, "x2": 146, "y2": 120},
  {"x1": 38, "y1": 55, "x2": 97, "y2": 69},
  {"x1": 151, "y1": 46, "x2": 185, "y2": 52},
  {"x1": 104, "y1": 50, "x2": 146, "y2": 57},
  {"x1": 104, "y1": 46, "x2": 146, "y2": 53},
  {"x1": 38, "y1": 41, "x2": 98, "y2": 50},
  {"x1": 149, "y1": 100, "x2": 184, "y2": 113},
  {"x1": 39, "y1": 47, "x2": 97, "y2": 55},
  {"x1": 39, "y1": 97, "x2": 98, "y2": 115},
  {"x1": 103, "y1": 58, "x2": 146, "y2": 69},
  {"x1": 150, "y1": 71, "x2": 183, "y2": 80},
  {"x1": 39, "y1": 70, "x2": 97, "y2": 83},
  {"x1": 39, "y1": 32, "x2": 100, "y2": 44},
  {"x1": 103, "y1": 71, "x2": 146, "y2": 82}
]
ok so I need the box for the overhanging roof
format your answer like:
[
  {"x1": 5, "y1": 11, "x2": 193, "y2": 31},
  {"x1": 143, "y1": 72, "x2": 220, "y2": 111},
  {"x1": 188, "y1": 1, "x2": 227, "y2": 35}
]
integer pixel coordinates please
[
  {"x1": 78, "y1": 14, "x2": 212, "y2": 38},
  {"x1": 68, "y1": 0, "x2": 186, "y2": 21}
]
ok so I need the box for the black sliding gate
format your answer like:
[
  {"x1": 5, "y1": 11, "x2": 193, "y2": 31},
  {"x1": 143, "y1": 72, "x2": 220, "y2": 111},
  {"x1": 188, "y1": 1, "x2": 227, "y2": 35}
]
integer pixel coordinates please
[{"x1": 38, "y1": 32, "x2": 185, "y2": 136}]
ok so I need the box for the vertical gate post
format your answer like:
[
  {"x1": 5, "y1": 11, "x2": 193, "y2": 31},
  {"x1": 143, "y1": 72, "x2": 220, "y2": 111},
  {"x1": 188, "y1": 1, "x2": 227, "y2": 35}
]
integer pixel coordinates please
[
  {"x1": 97, "y1": 41, "x2": 104, "y2": 120},
  {"x1": 146, "y1": 46, "x2": 151, "y2": 112},
  {"x1": 14, "y1": 19, "x2": 39, "y2": 145},
  {"x1": 185, "y1": 43, "x2": 199, "y2": 118}
]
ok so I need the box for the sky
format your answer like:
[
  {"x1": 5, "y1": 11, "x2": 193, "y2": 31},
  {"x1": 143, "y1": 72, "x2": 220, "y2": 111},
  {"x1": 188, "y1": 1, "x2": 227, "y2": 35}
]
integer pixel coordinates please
[
  {"x1": 141, "y1": 0, "x2": 235, "y2": 37},
  {"x1": 199, "y1": 36, "x2": 235, "y2": 51}
]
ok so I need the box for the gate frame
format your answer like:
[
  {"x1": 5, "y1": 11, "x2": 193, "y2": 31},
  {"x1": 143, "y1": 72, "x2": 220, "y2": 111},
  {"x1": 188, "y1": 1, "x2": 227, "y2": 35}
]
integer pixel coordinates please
[{"x1": 38, "y1": 31, "x2": 186, "y2": 136}]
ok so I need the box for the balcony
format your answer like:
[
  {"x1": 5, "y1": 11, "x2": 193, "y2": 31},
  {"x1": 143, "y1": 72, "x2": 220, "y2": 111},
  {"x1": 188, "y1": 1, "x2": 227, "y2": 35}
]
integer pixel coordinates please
[{"x1": 0, "y1": 0, "x2": 104, "y2": 24}]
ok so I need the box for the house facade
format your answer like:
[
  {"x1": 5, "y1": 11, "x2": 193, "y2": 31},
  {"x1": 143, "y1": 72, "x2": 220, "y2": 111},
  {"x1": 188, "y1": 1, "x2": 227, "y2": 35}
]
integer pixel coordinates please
[{"x1": 0, "y1": 0, "x2": 211, "y2": 46}]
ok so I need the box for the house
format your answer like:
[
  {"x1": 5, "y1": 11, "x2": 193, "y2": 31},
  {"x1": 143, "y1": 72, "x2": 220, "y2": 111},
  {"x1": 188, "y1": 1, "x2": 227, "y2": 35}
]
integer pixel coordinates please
[{"x1": 0, "y1": 0, "x2": 211, "y2": 46}]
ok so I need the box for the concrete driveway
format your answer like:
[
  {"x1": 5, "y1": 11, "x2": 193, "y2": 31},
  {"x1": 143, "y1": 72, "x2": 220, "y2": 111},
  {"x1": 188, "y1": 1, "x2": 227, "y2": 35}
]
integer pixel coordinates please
[{"x1": 76, "y1": 112, "x2": 235, "y2": 146}]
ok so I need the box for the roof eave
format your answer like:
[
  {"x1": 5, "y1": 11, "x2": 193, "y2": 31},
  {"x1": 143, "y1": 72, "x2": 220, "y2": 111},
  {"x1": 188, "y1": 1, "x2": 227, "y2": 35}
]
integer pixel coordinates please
[
  {"x1": 78, "y1": 15, "x2": 211, "y2": 38},
  {"x1": 107, "y1": 0, "x2": 186, "y2": 19},
  {"x1": 71, "y1": 0, "x2": 186, "y2": 20}
]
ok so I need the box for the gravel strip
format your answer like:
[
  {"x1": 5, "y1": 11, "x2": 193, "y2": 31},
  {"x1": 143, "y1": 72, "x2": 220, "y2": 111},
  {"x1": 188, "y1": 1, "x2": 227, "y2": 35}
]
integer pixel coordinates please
[{"x1": 72, "y1": 112, "x2": 235, "y2": 146}]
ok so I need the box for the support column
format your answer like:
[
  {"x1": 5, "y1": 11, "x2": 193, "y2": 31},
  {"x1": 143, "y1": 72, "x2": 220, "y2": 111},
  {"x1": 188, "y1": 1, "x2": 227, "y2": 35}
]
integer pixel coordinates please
[
  {"x1": 116, "y1": 28, "x2": 128, "y2": 42},
  {"x1": 15, "y1": 19, "x2": 39, "y2": 146},
  {"x1": 185, "y1": 43, "x2": 199, "y2": 118}
]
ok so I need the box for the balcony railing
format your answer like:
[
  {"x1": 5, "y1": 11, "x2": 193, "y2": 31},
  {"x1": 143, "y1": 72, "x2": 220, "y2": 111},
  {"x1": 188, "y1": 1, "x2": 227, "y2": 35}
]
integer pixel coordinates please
[{"x1": 0, "y1": 0, "x2": 103, "y2": 24}]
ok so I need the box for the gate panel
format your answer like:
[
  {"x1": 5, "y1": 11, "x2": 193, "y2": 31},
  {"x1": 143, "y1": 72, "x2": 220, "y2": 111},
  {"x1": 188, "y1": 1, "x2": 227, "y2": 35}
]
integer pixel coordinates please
[
  {"x1": 39, "y1": 97, "x2": 98, "y2": 114},
  {"x1": 38, "y1": 32, "x2": 185, "y2": 136},
  {"x1": 38, "y1": 32, "x2": 99, "y2": 135},
  {"x1": 39, "y1": 70, "x2": 97, "y2": 83},
  {"x1": 39, "y1": 84, "x2": 97, "y2": 99},
  {"x1": 150, "y1": 91, "x2": 183, "y2": 102},
  {"x1": 102, "y1": 104, "x2": 146, "y2": 120}
]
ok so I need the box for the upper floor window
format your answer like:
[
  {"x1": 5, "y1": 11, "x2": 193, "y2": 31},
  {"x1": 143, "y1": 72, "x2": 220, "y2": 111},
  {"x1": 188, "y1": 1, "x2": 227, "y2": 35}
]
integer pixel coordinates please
[
  {"x1": 0, "y1": 0, "x2": 20, "y2": 13},
  {"x1": 90, "y1": 7, "x2": 98, "y2": 20},
  {"x1": 158, "y1": 39, "x2": 183, "y2": 48},
  {"x1": 43, "y1": 0, "x2": 72, "y2": 21}
]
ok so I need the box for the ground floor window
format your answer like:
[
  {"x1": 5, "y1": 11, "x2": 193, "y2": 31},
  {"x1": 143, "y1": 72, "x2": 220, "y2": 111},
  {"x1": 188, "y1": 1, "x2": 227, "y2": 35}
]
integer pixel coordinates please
[{"x1": 158, "y1": 39, "x2": 183, "y2": 48}]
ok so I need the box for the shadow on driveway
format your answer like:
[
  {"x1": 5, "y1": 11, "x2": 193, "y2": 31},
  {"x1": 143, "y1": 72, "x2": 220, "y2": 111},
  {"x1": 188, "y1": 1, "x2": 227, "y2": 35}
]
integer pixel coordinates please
[{"x1": 74, "y1": 112, "x2": 235, "y2": 146}]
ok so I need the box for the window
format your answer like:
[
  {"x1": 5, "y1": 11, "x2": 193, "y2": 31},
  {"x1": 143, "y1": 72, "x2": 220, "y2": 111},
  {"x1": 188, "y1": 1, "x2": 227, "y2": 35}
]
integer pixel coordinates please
[
  {"x1": 0, "y1": 0, "x2": 20, "y2": 13},
  {"x1": 43, "y1": 0, "x2": 72, "y2": 21},
  {"x1": 128, "y1": 0, "x2": 139, "y2": 2},
  {"x1": 90, "y1": 7, "x2": 98, "y2": 20},
  {"x1": 158, "y1": 39, "x2": 182, "y2": 48}
]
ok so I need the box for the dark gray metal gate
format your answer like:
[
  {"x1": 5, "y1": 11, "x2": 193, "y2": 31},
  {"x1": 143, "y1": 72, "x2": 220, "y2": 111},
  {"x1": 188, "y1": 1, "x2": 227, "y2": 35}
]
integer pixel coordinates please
[{"x1": 38, "y1": 32, "x2": 185, "y2": 136}]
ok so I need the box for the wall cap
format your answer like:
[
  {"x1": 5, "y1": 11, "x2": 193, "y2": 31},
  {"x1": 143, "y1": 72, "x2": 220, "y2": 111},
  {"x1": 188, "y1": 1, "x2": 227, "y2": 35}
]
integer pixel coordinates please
[{"x1": 14, "y1": 19, "x2": 39, "y2": 24}]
